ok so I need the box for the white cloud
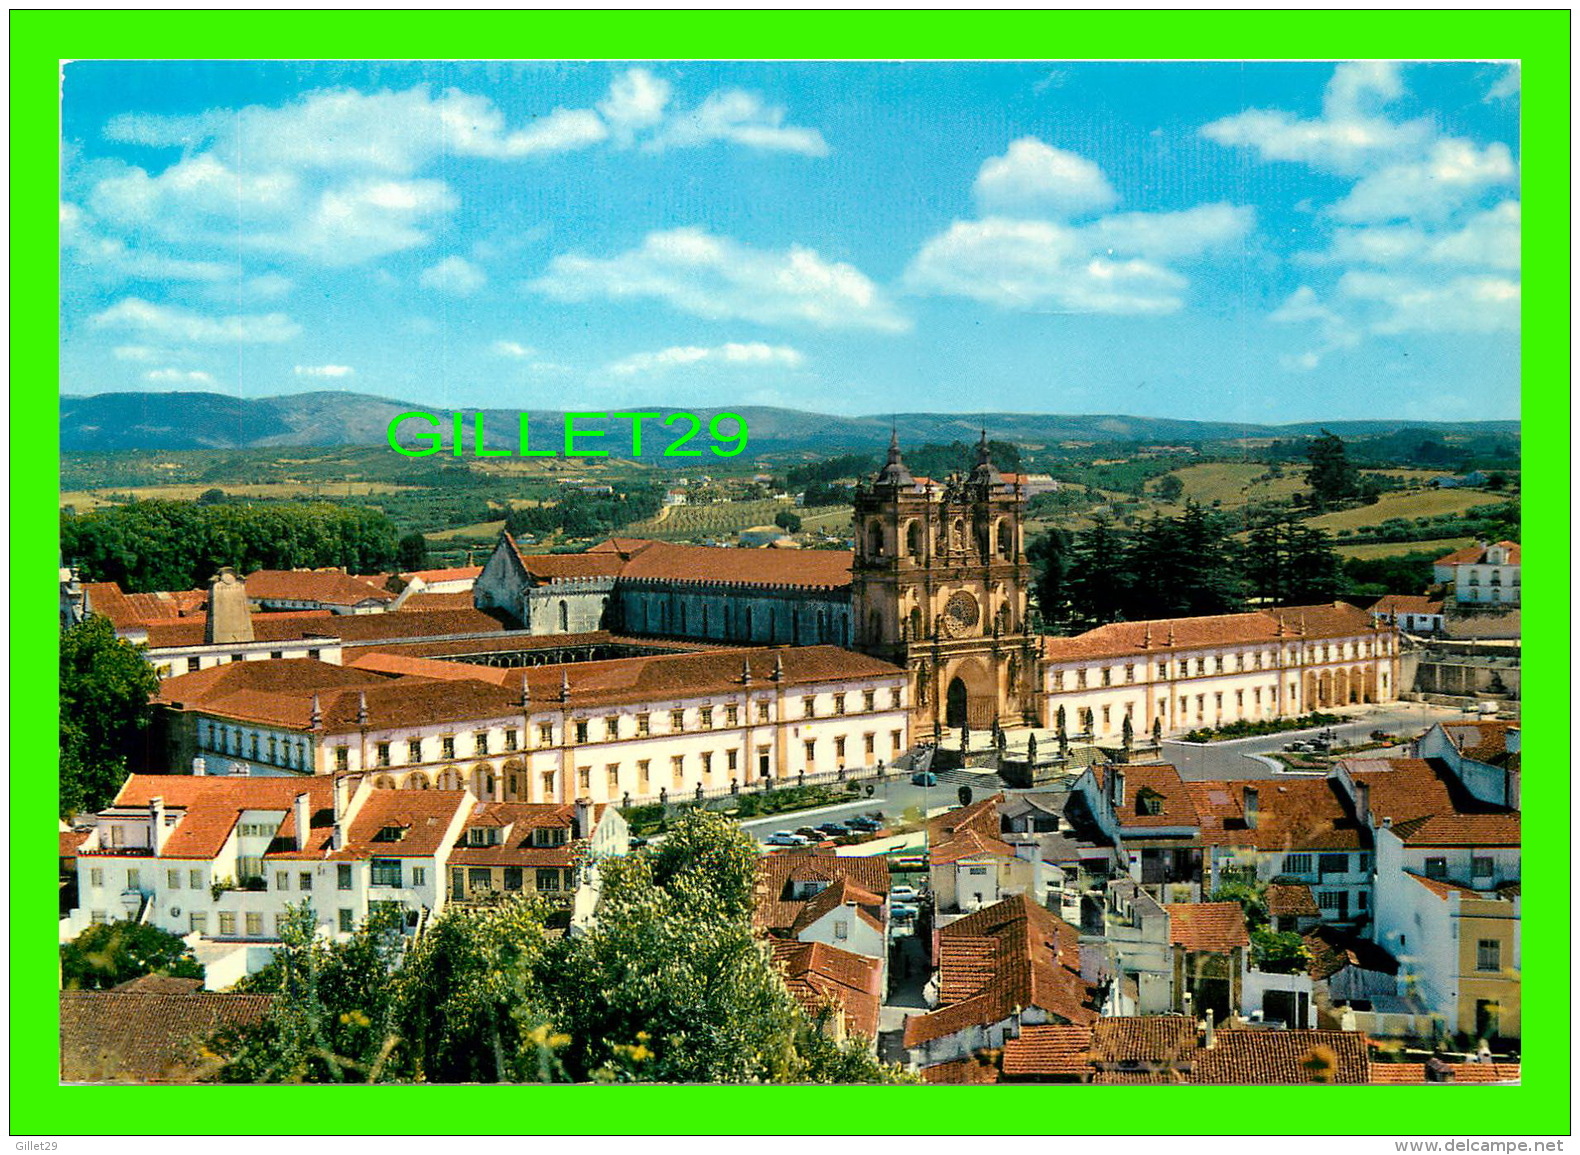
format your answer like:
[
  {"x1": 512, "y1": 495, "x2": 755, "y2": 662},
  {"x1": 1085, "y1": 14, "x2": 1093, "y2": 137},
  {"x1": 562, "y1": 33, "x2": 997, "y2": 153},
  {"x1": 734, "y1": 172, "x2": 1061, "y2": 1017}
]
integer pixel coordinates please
[
  {"x1": 420, "y1": 256, "x2": 487, "y2": 296},
  {"x1": 655, "y1": 89, "x2": 828, "y2": 155},
  {"x1": 598, "y1": 68, "x2": 671, "y2": 142},
  {"x1": 61, "y1": 201, "x2": 238, "y2": 283},
  {"x1": 531, "y1": 227, "x2": 907, "y2": 332},
  {"x1": 1268, "y1": 285, "x2": 1362, "y2": 369},
  {"x1": 1485, "y1": 64, "x2": 1520, "y2": 102},
  {"x1": 1338, "y1": 270, "x2": 1520, "y2": 334},
  {"x1": 1322, "y1": 202, "x2": 1520, "y2": 272},
  {"x1": 1331, "y1": 139, "x2": 1517, "y2": 223},
  {"x1": 1202, "y1": 61, "x2": 1432, "y2": 176},
  {"x1": 973, "y1": 138, "x2": 1117, "y2": 218},
  {"x1": 1088, "y1": 204, "x2": 1255, "y2": 259},
  {"x1": 607, "y1": 342, "x2": 805, "y2": 376},
  {"x1": 491, "y1": 340, "x2": 537, "y2": 358},
  {"x1": 144, "y1": 368, "x2": 215, "y2": 385},
  {"x1": 905, "y1": 217, "x2": 1188, "y2": 315},
  {"x1": 92, "y1": 298, "x2": 300, "y2": 343},
  {"x1": 294, "y1": 364, "x2": 355, "y2": 378}
]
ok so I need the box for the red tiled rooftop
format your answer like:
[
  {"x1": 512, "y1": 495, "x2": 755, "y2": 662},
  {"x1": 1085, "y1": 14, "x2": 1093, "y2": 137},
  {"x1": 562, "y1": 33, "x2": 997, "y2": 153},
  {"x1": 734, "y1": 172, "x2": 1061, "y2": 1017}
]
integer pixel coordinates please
[
  {"x1": 1166, "y1": 902, "x2": 1250, "y2": 953},
  {"x1": 1041, "y1": 602, "x2": 1379, "y2": 662},
  {"x1": 1001, "y1": 1024, "x2": 1094, "y2": 1077}
]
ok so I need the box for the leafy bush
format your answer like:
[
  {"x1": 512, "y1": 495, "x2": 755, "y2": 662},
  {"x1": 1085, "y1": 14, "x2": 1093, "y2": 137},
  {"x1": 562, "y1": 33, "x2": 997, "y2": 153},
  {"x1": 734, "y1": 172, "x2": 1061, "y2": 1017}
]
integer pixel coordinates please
[
  {"x1": 1251, "y1": 926, "x2": 1311, "y2": 975},
  {"x1": 61, "y1": 920, "x2": 203, "y2": 990}
]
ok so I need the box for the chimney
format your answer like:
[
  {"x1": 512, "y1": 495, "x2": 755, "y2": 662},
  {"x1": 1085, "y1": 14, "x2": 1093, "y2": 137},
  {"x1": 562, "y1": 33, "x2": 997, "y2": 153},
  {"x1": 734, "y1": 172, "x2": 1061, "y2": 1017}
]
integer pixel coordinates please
[
  {"x1": 1355, "y1": 781, "x2": 1371, "y2": 828},
  {"x1": 520, "y1": 678, "x2": 531, "y2": 711},
  {"x1": 574, "y1": 796, "x2": 593, "y2": 841},
  {"x1": 334, "y1": 775, "x2": 350, "y2": 823},
  {"x1": 559, "y1": 669, "x2": 571, "y2": 703},
  {"x1": 293, "y1": 792, "x2": 311, "y2": 852},
  {"x1": 191, "y1": 756, "x2": 206, "y2": 777},
  {"x1": 356, "y1": 691, "x2": 369, "y2": 727},
  {"x1": 309, "y1": 693, "x2": 323, "y2": 731},
  {"x1": 1203, "y1": 1009, "x2": 1216, "y2": 1050},
  {"x1": 1110, "y1": 767, "x2": 1126, "y2": 811},
  {"x1": 149, "y1": 797, "x2": 168, "y2": 854},
  {"x1": 204, "y1": 567, "x2": 254, "y2": 645},
  {"x1": 741, "y1": 657, "x2": 753, "y2": 685},
  {"x1": 1242, "y1": 786, "x2": 1259, "y2": 830}
]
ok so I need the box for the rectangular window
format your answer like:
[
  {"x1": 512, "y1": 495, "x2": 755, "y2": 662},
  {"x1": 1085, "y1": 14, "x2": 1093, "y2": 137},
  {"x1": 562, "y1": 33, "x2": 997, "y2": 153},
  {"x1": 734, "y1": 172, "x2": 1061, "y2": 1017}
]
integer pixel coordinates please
[
  {"x1": 274, "y1": 913, "x2": 287, "y2": 938},
  {"x1": 536, "y1": 868, "x2": 561, "y2": 892},
  {"x1": 189, "y1": 869, "x2": 203, "y2": 889},
  {"x1": 1101, "y1": 705, "x2": 1110, "y2": 726},
  {"x1": 833, "y1": 694, "x2": 846, "y2": 716},
  {"x1": 726, "y1": 749, "x2": 739, "y2": 772},
  {"x1": 606, "y1": 764, "x2": 620, "y2": 791},
  {"x1": 758, "y1": 747, "x2": 771, "y2": 777},
  {"x1": 541, "y1": 769, "x2": 556, "y2": 795},
  {"x1": 335, "y1": 747, "x2": 350, "y2": 772},
  {"x1": 408, "y1": 738, "x2": 423, "y2": 763},
  {"x1": 504, "y1": 867, "x2": 523, "y2": 891},
  {"x1": 700, "y1": 752, "x2": 713, "y2": 778},
  {"x1": 671, "y1": 756, "x2": 685, "y2": 786},
  {"x1": 299, "y1": 871, "x2": 312, "y2": 890},
  {"x1": 834, "y1": 737, "x2": 845, "y2": 762},
  {"x1": 1101, "y1": 667, "x2": 1111, "y2": 687},
  {"x1": 127, "y1": 868, "x2": 142, "y2": 891},
  {"x1": 1473, "y1": 856, "x2": 1494, "y2": 879},
  {"x1": 802, "y1": 696, "x2": 816, "y2": 719},
  {"x1": 89, "y1": 868, "x2": 104, "y2": 888},
  {"x1": 670, "y1": 709, "x2": 686, "y2": 732},
  {"x1": 637, "y1": 713, "x2": 651, "y2": 736},
  {"x1": 725, "y1": 704, "x2": 739, "y2": 726},
  {"x1": 167, "y1": 869, "x2": 181, "y2": 889},
  {"x1": 1125, "y1": 664, "x2": 1135, "y2": 683},
  {"x1": 1214, "y1": 692, "x2": 1223, "y2": 708},
  {"x1": 474, "y1": 731, "x2": 489, "y2": 756},
  {"x1": 638, "y1": 760, "x2": 651, "y2": 789},
  {"x1": 833, "y1": 920, "x2": 849, "y2": 941},
  {"x1": 864, "y1": 733, "x2": 876, "y2": 756},
  {"x1": 757, "y1": 701, "x2": 771, "y2": 722},
  {"x1": 967, "y1": 866, "x2": 989, "y2": 876},
  {"x1": 803, "y1": 739, "x2": 817, "y2": 766},
  {"x1": 892, "y1": 730, "x2": 903, "y2": 753},
  {"x1": 1317, "y1": 891, "x2": 1341, "y2": 911},
  {"x1": 371, "y1": 859, "x2": 402, "y2": 888},
  {"x1": 504, "y1": 729, "x2": 519, "y2": 752},
  {"x1": 245, "y1": 912, "x2": 263, "y2": 937},
  {"x1": 338, "y1": 909, "x2": 354, "y2": 933},
  {"x1": 190, "y1": 911, "x2": 207, "y2": 934},
  {"x1": 469, "y1": 868, "x2": 492, "y2": 890},
  {"x1": 337, "y1": 863, "x2": 353, "y2": 890},
  {"x1": 605, "y1": 716, "x2": 619, "y2": 740},
  {"x1": 1215, "y1": 657, "x2": 1224, "y2": 674},
  {"x1": 578, "y1": 766, "x2": 591, "y2": 790},
  {"x1": 1318, "y1": 854, "x2": 1348, "y2": 876},
  {"x1": 1424, "y1": 857, "x2": 1448, "y2": 879},
  {"x1": 538, "y1": 723, "x2": 553, "y2": 746},
  {"x1": 274, "y1": 871, "x2": 289, "y2": 891},
  {"x1": 574, "y1": 721, "x2": 589, "y2": 744},
  {"x1": 441, "y1": 737, "x2": 456, "y2": 760},
  {"x1": 377, "y1": 742, "x2": 391, "y2": 767},
  {"x1": 863, "y1": 691, "x2": 876, "y2": 712},
  {"x1": 700, "y1": 707, "x2": 713, "y2": 729},
  {"x1": 90, "y1": 910, "x2": 107, "y2": 925},
  {"x1": 1357, "y1": 890, "x2": 1368, "y2": 910},
  {"x1": 1476, "y1": 939, "x2": 1501, "y2": 972},
  {"x1": 218, "y1": 911, "x2": 237, "y2": 936},
  {"x1": 1283, "y1": 854, "x2": 1314, "y2": 875},
  {"x1": 187, "y1": 656, "x2": 201, "y2": 673}
]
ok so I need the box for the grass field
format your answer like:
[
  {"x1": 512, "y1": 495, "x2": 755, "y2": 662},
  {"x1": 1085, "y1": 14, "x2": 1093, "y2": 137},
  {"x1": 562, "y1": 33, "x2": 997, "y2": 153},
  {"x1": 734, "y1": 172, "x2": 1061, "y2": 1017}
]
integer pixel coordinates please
[
  {"x1": 61, "y1": 481, "x2": 416, "y2": 508},
  {"x1": 428, "y1": 518, "x2": 507, "y2": 541},
  {"x1": 1153, "y1": 462, "x2": 1307, "y2": 508},
  {"x1": 1304, "y1": 488, "x2": 1506, "y2": 531},
  {"x1": 1337, "y1": 536, "x2": 1474, "y2": 560}
]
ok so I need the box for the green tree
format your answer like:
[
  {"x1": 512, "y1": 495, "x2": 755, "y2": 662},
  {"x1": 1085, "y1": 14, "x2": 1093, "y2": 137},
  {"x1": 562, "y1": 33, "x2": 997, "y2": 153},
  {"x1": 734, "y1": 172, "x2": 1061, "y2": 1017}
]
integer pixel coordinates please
[
  {"x1": 1154, "y1": 473, "x2": 1185, "y2": 501},
  {"x1": 396, "y1": 532, "x2": 429, "y2": 571},
  {"x1": 773, "y1": 510, "x2": 803, "y2": 533},
  {"x1": 1064, "y1": 516, "x2": 1130, "y2": 629},
  {"x1": 61, "y1": 920, "x2": 203, "y2": 990},
  {"x1": 1304, "y1": 430, "x2": 1358, "y2": 511},
  {"x1": 197, "y1": 488, "x2": 227, "y2": 504},
  {"x1": 1027, "y1": 529, "x2": 1071, "y2": 629},
  {"x1": 1250, "y1": 926, "x2": 1312, "y2": 975},
  {"x1": 60, "y1": 616, "x2": 159, "y2": 817}
]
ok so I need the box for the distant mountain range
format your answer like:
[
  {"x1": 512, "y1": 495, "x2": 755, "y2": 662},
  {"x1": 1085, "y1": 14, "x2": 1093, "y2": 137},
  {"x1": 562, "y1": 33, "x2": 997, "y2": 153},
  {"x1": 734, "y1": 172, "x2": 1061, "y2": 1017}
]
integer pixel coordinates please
[{"x1": 60, "y1": 390, "x2": 1520, "y2": 456}]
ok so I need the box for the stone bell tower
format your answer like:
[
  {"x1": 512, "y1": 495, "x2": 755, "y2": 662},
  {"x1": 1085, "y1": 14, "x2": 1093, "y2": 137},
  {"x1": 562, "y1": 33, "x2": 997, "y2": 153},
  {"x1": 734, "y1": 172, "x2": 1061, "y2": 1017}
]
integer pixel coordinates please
[{"x1": 851, "y1": 431, "x2": 1039, "y2": 734}]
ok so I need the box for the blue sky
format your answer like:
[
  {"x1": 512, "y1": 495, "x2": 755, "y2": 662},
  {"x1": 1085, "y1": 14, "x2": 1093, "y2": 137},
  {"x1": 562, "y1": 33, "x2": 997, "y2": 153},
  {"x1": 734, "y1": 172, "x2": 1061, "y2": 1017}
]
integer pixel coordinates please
[{"x1": 60, "y1": 60, "x2": 1520, "y2": 423}]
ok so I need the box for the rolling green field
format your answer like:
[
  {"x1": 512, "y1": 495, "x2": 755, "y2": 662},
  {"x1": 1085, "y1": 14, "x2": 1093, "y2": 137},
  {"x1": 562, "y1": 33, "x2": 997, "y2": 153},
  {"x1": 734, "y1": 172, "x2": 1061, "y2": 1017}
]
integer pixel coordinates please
[
  {"x1": 1337, "y1": 536, "x2": 1474, "y2": 561},
  {"x1": 1305, "y1": 488, "x2": 1507, "y2": 531}
]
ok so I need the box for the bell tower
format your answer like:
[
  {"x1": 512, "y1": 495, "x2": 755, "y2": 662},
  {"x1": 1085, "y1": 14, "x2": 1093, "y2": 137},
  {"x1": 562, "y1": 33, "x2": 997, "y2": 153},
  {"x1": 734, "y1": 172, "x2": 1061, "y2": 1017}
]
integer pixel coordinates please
[{"x1": 851, "y1": 431, "x2": 1039, "y2": 734}]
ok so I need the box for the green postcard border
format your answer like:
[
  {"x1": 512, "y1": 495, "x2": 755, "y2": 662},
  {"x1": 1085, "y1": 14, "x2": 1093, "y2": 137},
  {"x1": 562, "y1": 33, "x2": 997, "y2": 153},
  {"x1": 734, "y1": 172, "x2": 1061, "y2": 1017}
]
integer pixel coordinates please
[{"x1": 11, "y1": 8, "x2": 1570, "y2": 1137}]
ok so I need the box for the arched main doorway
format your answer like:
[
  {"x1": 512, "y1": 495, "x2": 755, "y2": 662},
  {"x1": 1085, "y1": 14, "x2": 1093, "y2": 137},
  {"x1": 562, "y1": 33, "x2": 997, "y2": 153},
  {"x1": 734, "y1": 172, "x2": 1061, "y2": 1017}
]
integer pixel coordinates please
[{"x1": 944, "y1": 659, "x2": 997, "y2": 729}]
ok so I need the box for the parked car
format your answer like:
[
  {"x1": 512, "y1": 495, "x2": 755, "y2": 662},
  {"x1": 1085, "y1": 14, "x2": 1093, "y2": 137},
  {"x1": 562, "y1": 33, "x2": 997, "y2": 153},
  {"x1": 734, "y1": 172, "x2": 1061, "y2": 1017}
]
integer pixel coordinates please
[
  {"x1": 628, "y1": 836, "x2": 650, "y2": 850},
  {"x1": 1370, "y1": 729, "x2": 1392, "y2": 741},
  {"x1": 889, "y1": 885, "x2": 920, "y2": 902},
  {"x1": 816, "y1": 821, "x2": 849, "y2": 835},
  {"x1": 911, "y1": 771, "x2": 938, "y2": 786},
  {"x1": 847, "y1": 816, "x2": 882, "y2": 832},
  {"x1": 891, "y1": 903, "x2": 920, "y2": 920},
  {"x1": 764, "y1": 831, "x2": 807, "y2": 847},
  {"x1": 794, "y1": 826, "x2": 824, "y2": 840}
]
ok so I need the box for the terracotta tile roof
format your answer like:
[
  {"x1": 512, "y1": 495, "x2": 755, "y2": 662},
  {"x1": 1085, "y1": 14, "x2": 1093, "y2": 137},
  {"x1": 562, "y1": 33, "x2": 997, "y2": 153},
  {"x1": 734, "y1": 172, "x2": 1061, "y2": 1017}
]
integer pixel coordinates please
[
  {"x1": 1369, "y1": 594, "x2": 1444, "y2": 616},
  {"x1": 1389, "y1": 813, "x2": 1520, "y2": 848},
  {"x1": 904, "y1": 894, "x2": 1098, "y2": 1048},
  {"x1": 1436, "y1": 541, "x2": 1519, "y2": 566},
  {"x1": 503, "y1": 645, "x2": 904, "y2": 711},
  {"x1": 1265, "y1": 882, "x2": 1320, "y2": 918},
  {"x1": 920, "y1": 1057, "x2": 1002, "y2": 1084},
  {"x1": 1041, "y1": 602, "x2": 1379, "y2": 662},
  {"x1": 111, "y1": 773, "x2": 341, "y2": 859},
  {"x1": 928, "y1": 794, "x2": 1016, "y2": 865},
  {"x1": 507, "y1": 536, "x2": 628, "y2": 581},
  {"x1": 394, "y1": 591, "x2": 478, "y2": 612},
  {"x1": 242, "y1": 569, "x2": 395, "y2": 606},
  {"x1": 350, "y1": 629, "x2": 623, "y2": 661},
  {"x1": 1001, "y1": 1024, "x2": 1094, "y2": 1077},
  {"x1": 1408, "y1": 873, "x2": 1513, "y2": 901},
  {"x1": 1192, "y1": 1027, "x2": 1371, "y2": 1085},
  {"x1": 1187, "y1": 777, "x2": 1366, "y2": 852},
  {"x1": 146, "y1": 607, "x2": 509, "y2": 649},
  {"x1": 60, "y1": 989, "x2": 274, "y2": 1083},
  {"x1": 616, "y1": 540, "x2": 854, "y2": 590},
  {"x1": 755, "y1": 850, "x2": 890, "y2": 934},
  {"x1": 1438, "y1": 721, "x2": 1519, "y2": 764},
  {"x1": 332, "y1": 789, "x2": 470, "y2": 859},
  {"x1": 768, "y1": 938, "x2": 882, "y2": 1040},
  {"x1": 789, "y1": 876, "x2": 886, "y2": 937},
  {"x1": 60, "y1": 829, "x2": 93, "y2": 858},
  {"x1": 1167, "y1": 902, "x2": 1250, "y2": 953},
  {"x1": 1094, "y1": 763, "x2": 1199, "y2": 830},
  {"x1": 1088, "y1": 1016, "x2": 1198, "y2": 1066},
  {"x1": 346, "y1": 651, "x2": 514, "y2": 685},
  {"x1": 112, "y1": 974, "x2": 206, "y2": 994},
  {"x1": 400, "y1": 566, "x2": 482, "y2": 583},
  {"x1": 1093, "y1": 1069, "x2": 1185, "y2": 1084},
  {"x1": 83, "y1": 582, "x2": 208, "y2": 630},
  {"x1": 1303, "y1": 925, "x2": 1399, "y2": 981},
  {"x1": 1369, "y1": 1063, "x2": 1425, "y2": 1084}
]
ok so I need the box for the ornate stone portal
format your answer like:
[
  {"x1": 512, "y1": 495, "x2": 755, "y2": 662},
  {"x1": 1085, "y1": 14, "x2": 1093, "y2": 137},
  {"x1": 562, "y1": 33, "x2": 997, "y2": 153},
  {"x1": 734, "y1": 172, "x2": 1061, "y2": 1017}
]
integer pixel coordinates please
[{"x1": 851, "y1": 431, "x2": 1040, "y2": 732}]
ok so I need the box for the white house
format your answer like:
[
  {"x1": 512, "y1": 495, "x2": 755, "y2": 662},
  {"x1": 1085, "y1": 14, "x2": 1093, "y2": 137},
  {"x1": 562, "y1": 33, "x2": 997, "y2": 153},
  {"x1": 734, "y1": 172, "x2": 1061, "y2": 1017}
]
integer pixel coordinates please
[{"x1": 1434, "y1": 541, "x2": 1521, "y2": 607}]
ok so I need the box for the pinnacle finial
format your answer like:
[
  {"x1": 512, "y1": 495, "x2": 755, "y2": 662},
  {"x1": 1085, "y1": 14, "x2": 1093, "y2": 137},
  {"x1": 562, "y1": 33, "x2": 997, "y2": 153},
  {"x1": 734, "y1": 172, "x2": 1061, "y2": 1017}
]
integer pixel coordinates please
[{"x1": 559, "y1": 668, "x2": 571, "y2": 701}]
